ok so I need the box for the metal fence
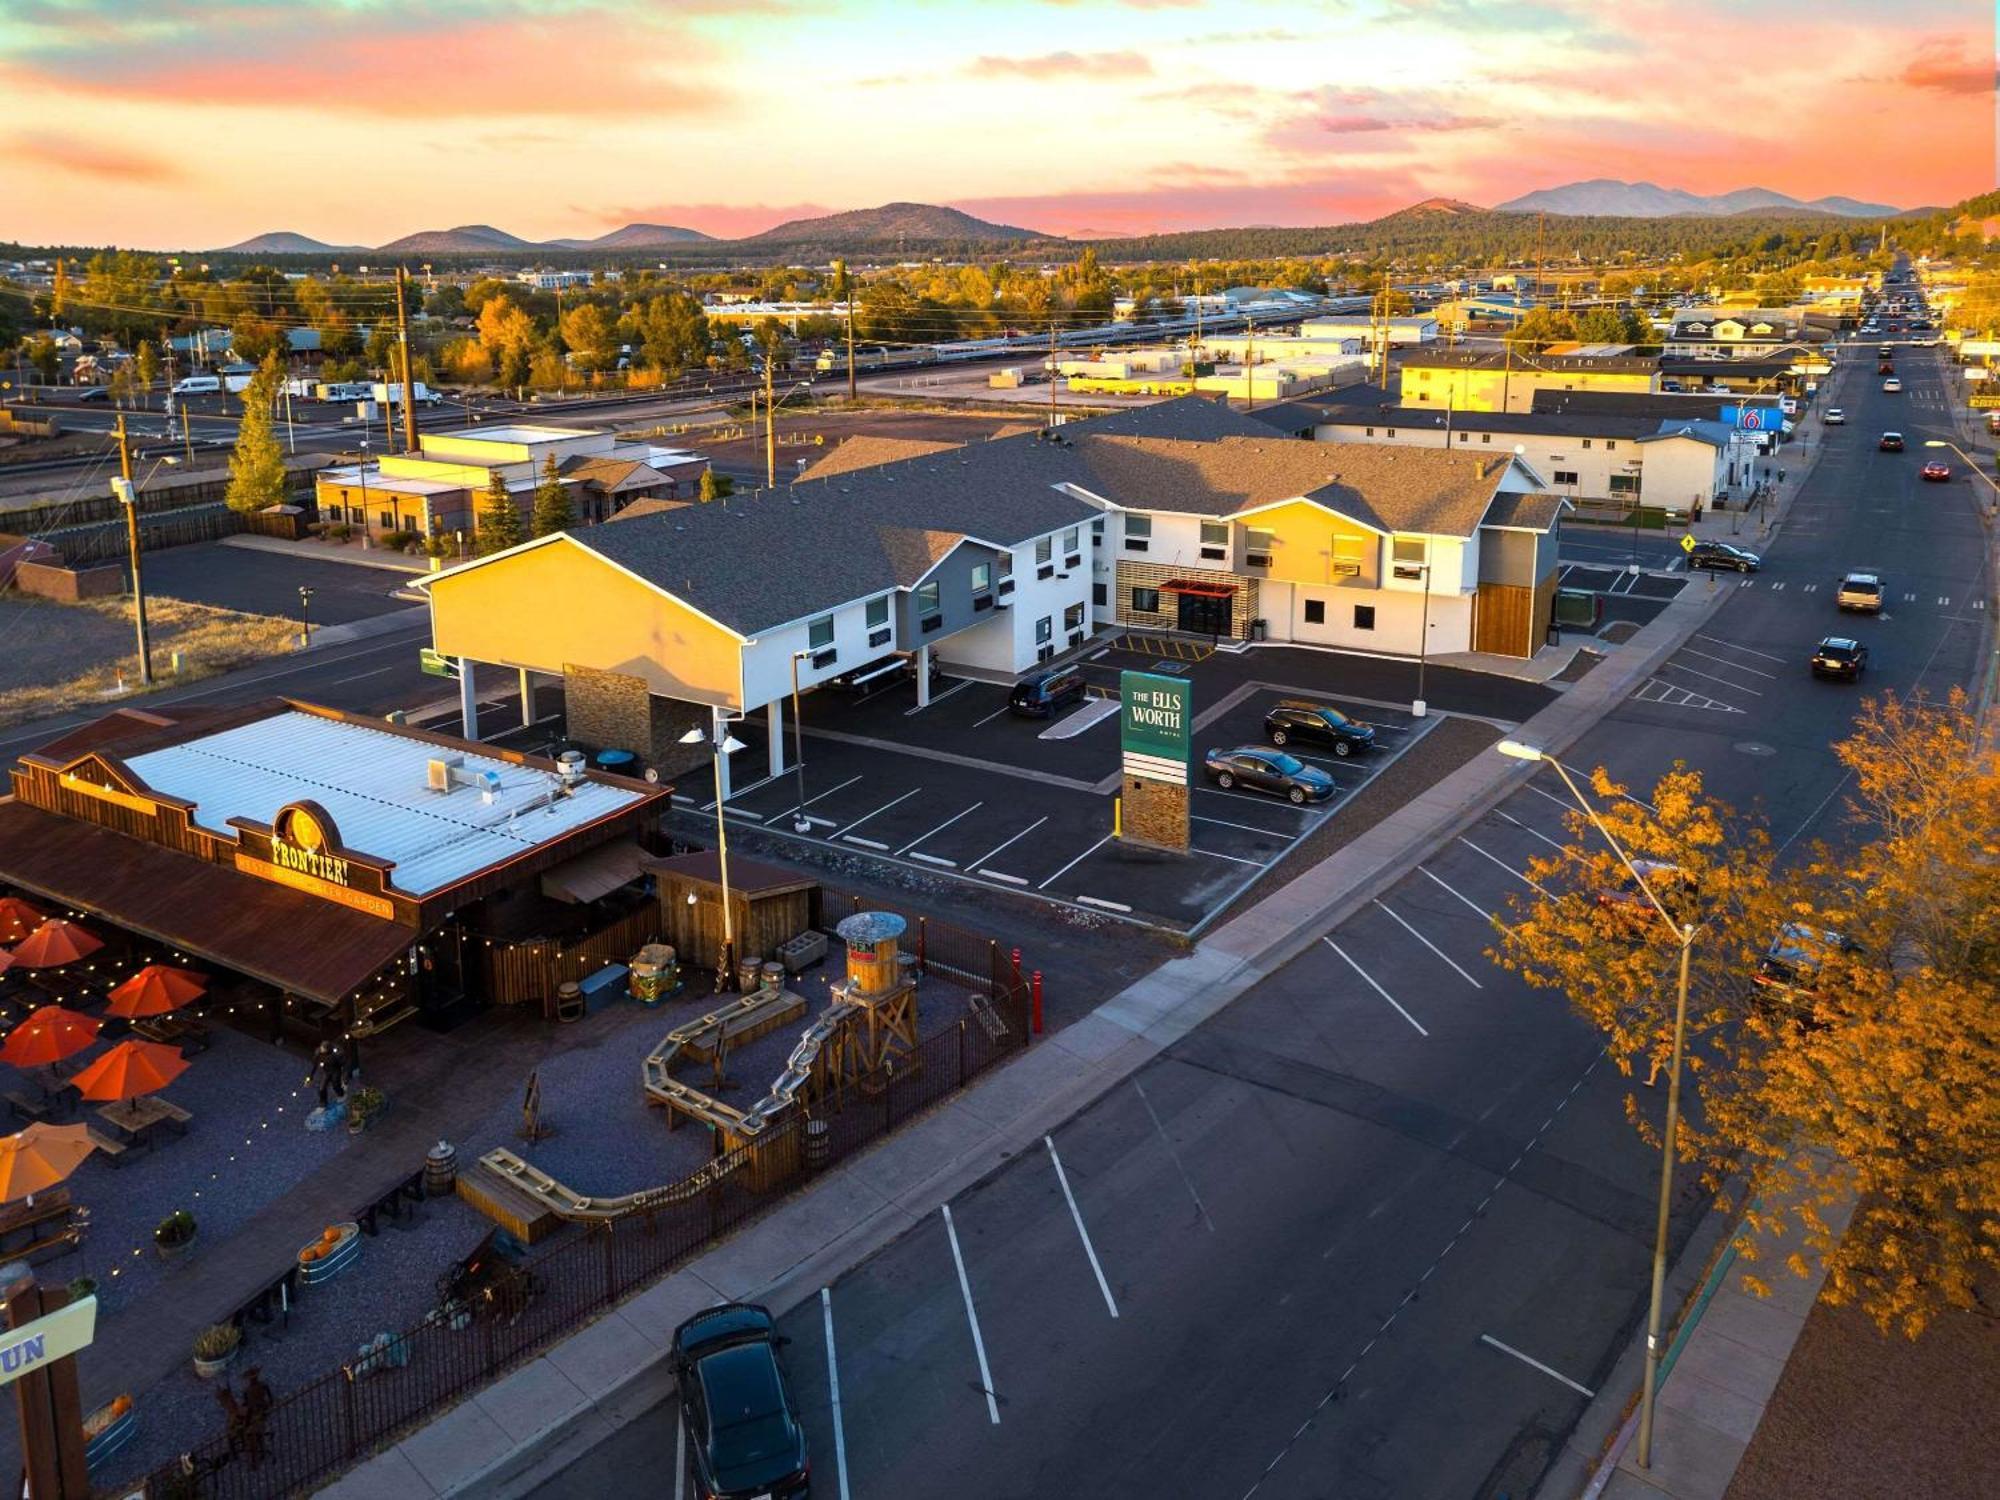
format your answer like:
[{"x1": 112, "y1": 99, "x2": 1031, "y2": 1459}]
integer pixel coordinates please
[{"x1": 128, "y1": 927, "x2": 1031, "y2": 1499}]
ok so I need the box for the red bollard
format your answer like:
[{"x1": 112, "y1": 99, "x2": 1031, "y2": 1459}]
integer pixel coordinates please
[
  {"x1": 1011, "y1": 947, "x2": 1022, "y2": 979},
  {"x1": 1031, "y1": 970, "x2": 1043, "y2": 1034}
]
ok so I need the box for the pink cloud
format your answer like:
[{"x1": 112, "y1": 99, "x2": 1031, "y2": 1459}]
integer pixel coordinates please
[
  {"x1": 968, "y1": 50, "x2": 1155, "y2": 79},
  {"x1": 1897, "y1": 40, "x2": 1995, "y2": 95},
  {"x1": 6, "y1": 131, "x2": 183, "y2": 185}
]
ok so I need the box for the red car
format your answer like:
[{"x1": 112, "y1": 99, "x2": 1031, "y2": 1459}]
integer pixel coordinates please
[{"x1": 1920, "y1": 461, "x2": 1951, "y2": 482}]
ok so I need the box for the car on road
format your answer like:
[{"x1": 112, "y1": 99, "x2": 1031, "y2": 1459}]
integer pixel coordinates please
[
  {"x1": 1754, "y1": 924, "x2": 1860, "y2": 1007},
  {"x1": 1686, "y1": 539, "x2": 1761, "y2": 574},
  {"x1": 1202, "y1": 746, "x2": 1335, "y2": 804},
  {"x1": 671, "y1": 1304, "x2": 811, "y2": 1500},
  {"x1": 1823, "y1": 407, "x2": 1844, "y2": 425},
  {"x1": 1877, "y1": 360, "x2": 1895, "y2": 375},
  {"x1": 1007, "y1": 665, "x2": 1086, "y2": 718},
  {"x1": 1878, "y1": 431, "x2": 1903, "y2": 452},
  {"x1": 1836, "y1": 572, "x2": 1885, "y2": 612},
  {"x1": 1881, "y1": 377, "x2": 1902, "y2": 393},
  {"x1": 1594, "y1": 859, "x2": 1697, "y2": 930},
  {"x1": 1811, "y1": 636, "x2": 1869, "y2": 680},
  {"x1": 1920, "y1": 460, "x2": 1951, "y2": 482},
  {"x1": 1263, "y1": 700, "x2": 1377, "y2": 756},
  {"x1": 74, "y1": 386, "x2": 108, "y2": 402}
]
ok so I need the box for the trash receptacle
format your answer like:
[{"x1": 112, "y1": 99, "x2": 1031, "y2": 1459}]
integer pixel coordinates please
[{"x1": 1250, "y1": 618, "x2": 1267, "y2": 642}]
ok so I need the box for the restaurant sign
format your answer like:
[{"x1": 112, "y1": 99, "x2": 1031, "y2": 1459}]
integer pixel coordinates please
[
  {"x1": 0, "y1": 1296, "x2": 96, "y2": 1389},
  {"x1": 232, "y1": 800, "x2": 399, "y2": 920},
  {"x1": 271, "y1": 805, "x2": 350, "y2": 887}
]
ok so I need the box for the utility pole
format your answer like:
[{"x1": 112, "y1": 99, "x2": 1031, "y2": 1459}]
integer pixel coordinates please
[
  {"x1": 1245, "y1": 317, "x2": 1256, "y2": 412},
  {"x1": 1534, "y1": 212, "x2": 1548, "y2": 314},
  {"x1": 838, "y1": 260, "x2": 857, "y2": 403},
  {"x1": 1048, "y1": 322, "x2": 1059, "y2": 427},
  {"x1": 179, "y1": 403, "x2": 194, "y2": 467},
  {"x1": 114, "y1": 414, "x2": 153, "y2": 687},
  {"x1": 764, "y1": 351, "x2": 777, "y2": 489},
  {"x1": 395, "y1": 266, "x2": 418, "y2": 454}
]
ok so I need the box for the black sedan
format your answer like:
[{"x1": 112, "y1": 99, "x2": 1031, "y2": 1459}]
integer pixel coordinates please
[
  {"x1": 1263, "y1": 700, "x2": 1377, "y2": 756},
  {"x1": 1203, "y1": 746, "x2": 1336, "y2": 804},
  {"x1": 1686, "y1": 540, "x2": 1761, "y2": 574},
  {"x1": 1878, "y1": 432, "x2": 1904, "y2": 452},
  {"x1": 672, "y1": 1305, "x2": 810, "y2": 1500},
  {"x1": 1811, "y1": 636, "x2": 1869, "y2": 680}
]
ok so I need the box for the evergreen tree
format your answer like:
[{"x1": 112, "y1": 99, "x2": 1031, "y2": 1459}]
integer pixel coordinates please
[
  {"x1": 531, "y1": 453, "x2": 571, "y2": 536},
  {"x1": 698, "y1": 469, "x2": 733, "y2": 503},
  {"x1": 476, "y1": 471, "x2": 524, "y2": 554},
  {"x1": 224, "y1": 352, "x2": 287, "y2": 514}
]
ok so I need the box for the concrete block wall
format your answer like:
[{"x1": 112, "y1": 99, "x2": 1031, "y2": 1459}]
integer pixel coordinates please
[
  {"x1": 562, "y1": 664, "x2": 708, "y2": 779},
  {"x1": 1122, "y1": 775, "x2": 1189, "y2": 851},
  {"x1": 13, "y1": 558, "x2": 124, "y2": 601}
]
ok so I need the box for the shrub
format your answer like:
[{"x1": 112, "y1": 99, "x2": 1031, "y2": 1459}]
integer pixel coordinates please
[
  {"x1": 192, "y1": 1323, "x2": 240, "y2": 1361},
  {"x1": 155, "y1": 1209, "x2": 196, "y2": 1247}
]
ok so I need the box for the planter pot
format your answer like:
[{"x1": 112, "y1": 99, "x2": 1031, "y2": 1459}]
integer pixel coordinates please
[
  {"x1": 192, "y1": 1348, "x2": 236, "y2": 1380},
  {"x1": 155, "y1": 1232, "x2": 196, "y2": 1263}
]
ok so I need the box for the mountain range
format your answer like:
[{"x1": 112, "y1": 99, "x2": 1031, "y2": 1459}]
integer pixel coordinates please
[{"x1": 1494, "y1": 179, "x2": 1899, "y2": 218}]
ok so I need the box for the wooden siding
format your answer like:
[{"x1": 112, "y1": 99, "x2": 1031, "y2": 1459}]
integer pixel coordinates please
[{"x1": 1472, "y1": 569, "x2": 1559, "y2": 659}]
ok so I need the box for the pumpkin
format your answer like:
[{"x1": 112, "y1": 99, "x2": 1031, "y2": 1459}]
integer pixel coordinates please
[
  {"x1": 300, "y1": 1247, "x2": 320, "y2": 1262},
  {"x1": 110, "y1": 1395, "x2": 131, "y2": 1417}
]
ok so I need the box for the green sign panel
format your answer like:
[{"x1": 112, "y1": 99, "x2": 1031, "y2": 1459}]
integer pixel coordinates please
[
  {"x1": 419, "y1": 648, "x2": 459, "y2": 679},
  {"x1": 1120, "y1": 671, "x2": 1191, "y2": 774}
]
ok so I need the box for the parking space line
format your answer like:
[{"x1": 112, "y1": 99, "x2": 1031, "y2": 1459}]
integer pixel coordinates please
[
  {"x1": 1038, "y1": 833, "x2": 1112, "y2": 890},
  {"x1": 978, "y1": 869, "x2": 1029, "y2": 885},
  {"x1": 1076, "y1": 894, "x2": 1132, "y2": 912},
  {"x1": 831, "y1": 787, "x2": 923, "y2": 840},
  {"x1": 786, "y1": 773, "x2": 863, "y2": 814},
  {"x1": 1188, "y1": 845, "x2": 1265, "y2": 867},
  {"x1": 842, "y1": 835, "x2": 889, "y2": 850},
  {"x1": 903, "y1": 679, "x2": 973, "y2": 715},
  {"x1": 1495, "y1": 809, "x2": 1565, "y2": 853},
  {"x1": 675, "y1": 1405, "x2": 686, "y2": 1500},
  {"x1": 897, "y1": 801, "x2": 984, "y2": 856},
  {"x1": 971, "y1": 700, "x2": 1016, "y2": 728},
  {"x1": 967, "y1": 815, "x2": 1047, "y2": 872},
  {"x1": 1676, "y1": 645, "x2": 1778, "y2": 679},
  {"x1": 721, "y1": 807, "x2": 767, "y2": 823},
  {"x1": 1420, "y1": 865, "x2": 1495, "y2": 921},
  {"x1": 1322, "y1": 938, "x2": 1429, "y2": 1036},
  {"x1": 1133, "y1": 1075, "x2": 1216, "y2": 1232},
  {"x1": 1196, "y1": 785, "x2": 1319, "y2": 813},
  {"x1": 1458, "y1": 837, "x2": 1549, "y2": 895},
  {"x1": 1046, "y1": 1136, "x2": 1120, "y2": 1318},
  {"x1": 909, "y1": 851, "x2": 956, "y2": 868},
  {"x1": 1658, "y1": 660, "x2": 1763, "y2": 695},
  {"x1": 1192, "y1": 813, "x2": 1294, "y2": 836},
  {"x1": 821, "y1": 1288, "x2": 852, "y2": 1500},
  {"x1": 942, "y1": 1204, "x2": 1002, "y2": 1424},
  {"x1": 1521, "y1": 783, "x2": 1581, "y2": 818},
  {"x1": 1372, "y1": 899, "x2": 1483, "y2": 989},
  {"x1": 704, "y1": 771, "x2": 779, "y2": 811},
  {"x1": 1479, "y1": 1333, "x2": 1595, "y2": 1397}
]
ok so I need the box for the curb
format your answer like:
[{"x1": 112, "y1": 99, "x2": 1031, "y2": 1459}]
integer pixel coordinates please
[
  {"x1": 220, "y1": 533, "x2": 431, "y2": 575},
  {"x1": 319, "y1": 532, "x2": 1739, "y2": 1500}
]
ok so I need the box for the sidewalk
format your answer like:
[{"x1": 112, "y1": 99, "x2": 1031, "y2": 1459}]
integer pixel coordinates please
[
  {"x1": 221, "y1": 532, "x2": 433, "y2": 575},
  {"x1": 322, "y1": 542, "x2": 1739, "y2": 1498}
]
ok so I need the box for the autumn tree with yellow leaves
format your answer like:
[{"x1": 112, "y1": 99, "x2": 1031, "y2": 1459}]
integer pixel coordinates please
[{"x1": 1493, "y1": 691, "x2": 1998, "y2": 1337}]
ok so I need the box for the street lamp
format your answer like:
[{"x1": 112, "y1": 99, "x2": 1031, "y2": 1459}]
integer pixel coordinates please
[
  {"x1": 788, "y1": 650, "x2": 812, "y2": 832},
  {"x1": 679, "y1": 714, "x2": 749, "y2": 991},
  {"x1": 298, "y1": 586, "x2": 315, "y2": 645},
  {"x1": 1494, "y1": 738, "x2": 1694, "y2": 1473},
  {"x1": 1923, "y1": 440, "x2": 1998, "y2": 518},
  {"x1": 357, "y1": 435, "x2": 372, "y2": 543}
]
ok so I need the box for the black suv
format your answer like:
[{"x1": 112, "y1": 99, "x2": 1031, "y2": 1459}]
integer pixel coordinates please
[
  {"x1": 1262, "y1": 701, "x2": 1377, "y2": 756},
  {"x1": 672, "y1": 1305, "x2": 810, "y2": 1500},
  {"x1": 1008, "y1": 665, "x2": 1086, "y2": 718},
  {"x1": 1811, "y1": 637, "x2": 1868, "y2": 679},
  {"x1": 1686, "y1": 540, "x2": 1761, "y2": 575}
]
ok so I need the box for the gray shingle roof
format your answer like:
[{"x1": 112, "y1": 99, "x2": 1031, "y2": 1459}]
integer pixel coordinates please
[
  {"x1": 1398, "y1": 348, "x2": 1661, "y2": 375},
  {"x1": 1481, "y1": 493, "x2": 1569, "y2": 532},
  {"x1": 1316, "y1": 407, "x2": 1668, "y2": 441}
]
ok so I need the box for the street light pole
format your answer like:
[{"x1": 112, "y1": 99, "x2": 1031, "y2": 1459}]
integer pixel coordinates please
[
  {"x1": 680, "y1": 712, "x2": 746, "y2": 991},
  {"x1": 1414, "y1": 560, "x2": 1431, "y2": 717},
  {"x1": 1494, "y1": 739, "x2": 1695, "y2": 1473},
  {"x1": 298, "y1": 586, "x2": 315, "y2": 645},
  {"x1": 789, "y1": 650, "x2": 811, "y2": 832}
]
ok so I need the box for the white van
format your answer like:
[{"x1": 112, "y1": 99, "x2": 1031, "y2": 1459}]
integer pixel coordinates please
[{"x1": 171, "y1": 375, "x2": 221, "y2": 395}]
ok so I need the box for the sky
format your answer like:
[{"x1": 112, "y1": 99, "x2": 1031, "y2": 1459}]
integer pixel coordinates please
[{"x1": 0, "y1": 0, "x2": 1993, "y2": 249}]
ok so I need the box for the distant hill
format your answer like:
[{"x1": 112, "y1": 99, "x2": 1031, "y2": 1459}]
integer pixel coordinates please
[
  {"x1": 1377, "y1": 197, "x2": 1488, "y2": 220},
  {"x1": 375, "y1": 223, "x2": 536, "y2": 254},
  {"x1": 545, "y1": 222, "x2": 714, "y2": 250},
  {"x1": 744, "y1": 202, "x2": 1045, "y2": 244},
  {"x1": 214, "y1": 231, "x2": 360, "y2": 254},
  {"x1": 1496, "y1": 179, "x2": 1898, "y2": 219}
]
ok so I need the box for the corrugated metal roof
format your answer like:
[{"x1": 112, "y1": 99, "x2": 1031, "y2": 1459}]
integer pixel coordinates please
[{"x1": 124, "y1": 711, "x2": 645, "y2": 897}]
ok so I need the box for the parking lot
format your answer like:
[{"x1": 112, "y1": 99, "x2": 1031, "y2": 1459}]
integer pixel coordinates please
[
  {"x1": 684, "y1": 638, "x2": 1552, "y2": 932},
  {"x1": 1552, "y1": 561, "x2": 1688, "y2": 639}
]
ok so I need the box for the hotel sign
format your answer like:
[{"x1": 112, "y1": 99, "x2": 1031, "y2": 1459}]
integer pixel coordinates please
[
  {"x1": 1120, "y1": 671, "x2": 1192, "y2": 785},
  {"x1": 0, "y1": 1297, "x2": 96, "y2": 1389}
]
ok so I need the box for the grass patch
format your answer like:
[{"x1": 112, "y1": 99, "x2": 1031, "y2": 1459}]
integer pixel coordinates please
[{"x1": 0, "y1": 594, "x2": 298, "y2": 727}]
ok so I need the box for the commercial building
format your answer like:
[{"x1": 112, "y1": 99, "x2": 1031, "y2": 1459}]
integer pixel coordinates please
[
  {"x1": 1395, "y1": 348, "x2": 1660, "y2": 413},
  {"x1": 0, "y1": 701, "x2": 667, "y2": 1035},
  {"x1": 1297, "y1": 316, "x2": 1438, "y2": 348}
]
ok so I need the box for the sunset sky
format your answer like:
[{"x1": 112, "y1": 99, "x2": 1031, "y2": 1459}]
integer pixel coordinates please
[{"x1": 1, "y1": 0, "x2": 1992, "y2": 249}]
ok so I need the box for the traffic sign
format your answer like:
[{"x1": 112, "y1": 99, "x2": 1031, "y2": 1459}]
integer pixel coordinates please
[
  {"x1": 1680, "y1": 533, "x2": 1696, "y2": 554},
  {"x1": 419, "y1": 648, "x2": 459, "y2": 679}
]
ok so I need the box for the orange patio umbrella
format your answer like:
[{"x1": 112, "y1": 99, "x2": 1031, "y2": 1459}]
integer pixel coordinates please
[
  {"x1": 0, "y1": 948, "x2": 13, "y2": 978},
  {"x1": 10, "y1": 919, "x2": 103, "y2": 969},
  {"x1": 106, "y1": 964, "x2": 206, "y2": 1019},
  {"x1": 0, "y1": 898, "x2": 47, "y2": 946},
  {"x1": 71, "y1": 1040, "x2": 189, "y2": 1102},
  {"x1": 0, "y1": 1006, "x2": 100, "y2": 1068},
  {"x1": 0, "y1": 1123, "x2": 97, "y2": 1204}
]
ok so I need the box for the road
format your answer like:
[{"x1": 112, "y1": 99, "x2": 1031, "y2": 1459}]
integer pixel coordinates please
[{"x1": 536, "y1": 336, "x2": 1990, "y2": 1498}]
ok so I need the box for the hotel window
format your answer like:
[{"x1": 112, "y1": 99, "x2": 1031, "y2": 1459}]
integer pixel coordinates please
[
  {"x1": 1481, "y1": 433, "x2": 1491, "y2": 443},
  {"x1": 916, "y1": 581, "x2": 940, "y2": 629},
  {"x1": 971, "y1": 562, "x2": 991, "y2": 596},
  {"x1": 1609, "y1": 474, "x2": 1640, "y2": 496},
  {"x1": 1199, "y1": 520, "x2": 1229, "y2": 560},
  {"x1": 1035, "y1": 536, "x2": 1054, "y2": 578},
  {"x1": 1035, "y1": 615, "x2": 1053, "y2": 645},
  {"x1": 1354, "y1": 604, "x2": 1376, "y2": 631},
  {"x1": 1365, "y1": 427, "x2": 1375, "y2": 437},
  {"x1": 1392, "y1": 536, "x2": 1428, "y2": 580},
  {"x1": 1605, "y1": 440, "x2": 1617, "y2": 451},
  {"x1": 1064, "y1": 601, "x2": 1085, "y2": 632},
  {"x1": 1457, "y1": 431, "x2": 1468, "y2": 442},
  {"x1": 1244, "y1": 528, "x2": 1275, "y2": 569},
  {"x1": 1093, "y1": 582, "x2": 1107, "y2": 608},
  {"x1": 1304, "y1": 599, "x2": 1325, "y2": 625},
  {"x1": 1062, "y1": 527, "x2": 1081, "y2": 566},
  {"x1": 1553, "y1": 470, "x2": 1579, "y2": 486},
  {"x1": 1091, "y1": 517, "x2": 1104, "y2": 540},
  {"x1": 1124, "y1": 514, "x2": 1150, "y2": 552},
  {"x1": 866, "y1": 594, "x2": 892, "y2": 647},
  {"x1": 1132, "y1": 586, "x2": 1160, "y2": 614},
  {"x1": 1581, "y1": 439, "x2": 1592, "y2": 449},
  {"x1": 1386, "y1": 428, "x2": 1397, "y2": 438},
  {"x1": 1331, "y1": 534, "x2": 1369, "y2": 577},
  {"x1": 996, "y1": 551, "x2": 1014, "y2": 595},
  {"x1": 808, "y1": 614, "x2": 837, "y2": 666}
]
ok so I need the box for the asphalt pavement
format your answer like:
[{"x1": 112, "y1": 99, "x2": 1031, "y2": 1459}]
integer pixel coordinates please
[
  {"x1": 532, "y1": 342, "x2": 1992, "y2": 1500},
  {"x1": 137, "y1": 540, "x2": 422, "y2": 625}
]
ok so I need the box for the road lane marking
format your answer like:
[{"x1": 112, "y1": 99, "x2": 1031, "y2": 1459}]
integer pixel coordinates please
[
  {"x1": 1322, "y1": 938, "x2": 1429, "y2": 1036},
  {"x1": 1046, "y1": 1136, "x2": 1120, "y2": 1318},
  {"x1": 1458, "y1": 837, "x2": 1550, "y2": 894},
  {"x1": 1676, "y1": 645, "x2": 1778, "y2": 679},
  {"x1": 897, "y1": 800, "x2": 984, "y2": 855},
  {"x1": 830, "y1": 786, "x2": 922, "y2": 841},
  {"x1": 675, "y1": 1404, "x2": 686, "y2": 1500},
  {"x1": 1495, "y1": 809, "x2": 1565, "y2": 852},
  {"x1": 1419, "y1": 865, "x2": 1494, "y2": 921},
  {"x1": 821, "y1": 1289, "x2": 852, "y2": 1500},
  {"x1": 941, "y1": 1204, "x2": 1002, "y2": 1424},
  {"x1": 1372, "y1": 899, "x2": 1483, "y2": 989},
  {"x1": 1133, "y1": 1075, "x2": 1215, "y2": 1233},
  {"x1": 967, "y1": 815, "x2": 1048, "y2": 872},
  {"x1": 1037, "y1": 833, "x2": 1112, "y2": 890},
  {"x1": 1479, "y1": 1333, "x2": 1596, "y2": 1397}
]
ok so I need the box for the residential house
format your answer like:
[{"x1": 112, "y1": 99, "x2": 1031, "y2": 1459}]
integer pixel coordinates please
[{"x1": 1663, "y1": 313, "x2": 1799, "y2": 360}]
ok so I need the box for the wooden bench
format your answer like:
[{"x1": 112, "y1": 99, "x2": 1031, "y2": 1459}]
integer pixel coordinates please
[
  {"x1": 132, "y1": 1014, "x2": 211, "y2": 1054},
  {"x1": 85, "y1": 1128, "x2": 130, "y2": 1165},
  {"x1": 3, "y1": 1089, "x2": 51, "y2": 1124},
  {"x1": 353, "y1": 1167, "x2": 426, "y2": 1235},
  {"x1": 230, "y1": 1264, "x2": 300, "y2": 1341},
  {"x1": 150, "y1": 1098, "x2": 193, "y2": 1136},
  {"x1": 0, "y1": 1190, "x2": 85, "y2": 1266}
]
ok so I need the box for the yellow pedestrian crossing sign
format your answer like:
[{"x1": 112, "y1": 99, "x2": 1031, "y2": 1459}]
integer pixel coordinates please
[{"x1": 1680, "y1": 533, "x2": 1696, "y2": 553}]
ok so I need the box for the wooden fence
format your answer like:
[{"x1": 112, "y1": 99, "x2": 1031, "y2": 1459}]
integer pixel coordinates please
[{"x1": 473, "y1": 903, "x2": 663, "y2": 1008}]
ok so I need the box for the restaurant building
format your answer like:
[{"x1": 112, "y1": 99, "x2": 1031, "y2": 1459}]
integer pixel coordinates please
[{"x1": 0, "y1": 700, "x2": 669, "y2": 1037}]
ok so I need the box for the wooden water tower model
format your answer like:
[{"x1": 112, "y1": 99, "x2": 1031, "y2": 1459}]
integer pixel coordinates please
[{"x1": 831, "y1": 911, "x2": 921, "y2": 1075}]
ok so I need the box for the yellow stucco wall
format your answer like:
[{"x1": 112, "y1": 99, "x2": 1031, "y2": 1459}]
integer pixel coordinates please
[
  {"x1": 1242, "y1": 500, "x2": 1380, "y2": 587},
  {"x1": 427, "y1": 538, "x2": 743, "y2": 707},
  {"x1": 1398, "y1": 365, "x2": 1656, "y2": 413}
]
